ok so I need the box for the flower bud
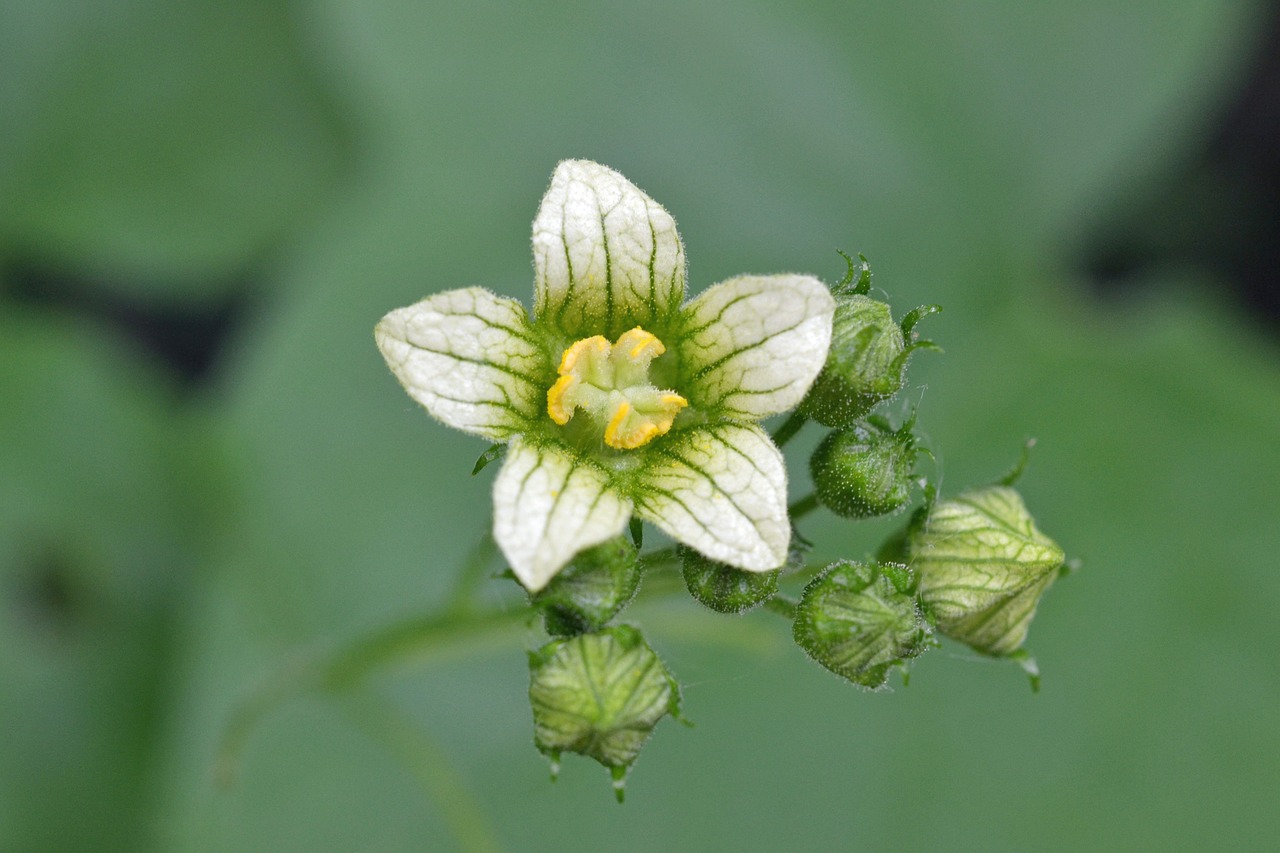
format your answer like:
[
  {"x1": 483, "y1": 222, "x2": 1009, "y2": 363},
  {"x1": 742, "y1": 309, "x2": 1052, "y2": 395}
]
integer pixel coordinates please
[
  {"x1": 906, "y1": 486, "x2": 1064, "y2": 656},
  {"x1": 792, "y1": 560, "x2": 931, "y2": 690},
  {"x1": 532, "y1": 537, "x2": 641, "y2": 637},
  {"x1": 681, "y1": 547, "x2": 779, "y2": 614},
  {"x1": 799, "y1": 289, "x2": 937, "y2": 428},
  {"x1": 528, "y1": 626, "x2": 680, "y2": 798},
  {"x1": 810, "y1": 418, "x2": 920, "y2": 518}
]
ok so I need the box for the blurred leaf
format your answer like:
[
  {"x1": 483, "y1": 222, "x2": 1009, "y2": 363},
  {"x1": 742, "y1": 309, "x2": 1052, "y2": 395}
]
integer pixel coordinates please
[
  {"x1": 0, "y1": 0, "x2": 349, "y2": 292},
  {"x1": 0, "y1": 308, "x2": 227, "y2": 851}
]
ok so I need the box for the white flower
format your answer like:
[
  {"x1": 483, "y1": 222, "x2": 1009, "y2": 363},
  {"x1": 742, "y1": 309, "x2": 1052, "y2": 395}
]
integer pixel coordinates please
[{"x1": 376, "y1": 160, "x2": 834, "y2": 591}]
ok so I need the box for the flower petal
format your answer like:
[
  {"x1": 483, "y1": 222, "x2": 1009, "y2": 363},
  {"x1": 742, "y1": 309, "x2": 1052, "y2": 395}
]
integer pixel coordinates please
[
  {"x1": 635, "y1": 423, "x2": 789, "y2": 571},
  {"x1": 375, "y1": 287, "x2": 548, "y2": 440},
  {"x1": 493, "y1": 438, "x2": 632, "y2": 592},
  {"x1": 678, "y1": 274, "x2": 834, "y2": 419},
  {"x1": 532, "y1": 160, "x2": 686, "y2": 340}
]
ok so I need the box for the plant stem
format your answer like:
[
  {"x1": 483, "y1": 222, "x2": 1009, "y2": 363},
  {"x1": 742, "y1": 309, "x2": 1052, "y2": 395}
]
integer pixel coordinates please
[
  {"x1": 789, "y1": 492, "x2": 820, "y2": 520},
  {"x1": 446, "y1": 534, "x2": 499, "y2": 615},
  {"x1": 215, "y1": 605, "x2": 530, "y2": 784},
  {"x1": 343, "y1": 690, "x2": 506, "y2": 853},
  {"x1": 770, "y1": 412, "x2": 807, "y2": 448},
  {"x1": 639, "y1": 545, "x2": 679, "y2": 570},
  {"x1": 764, "y1": 594, "x2": 799, "y2": 620},
  {"x1": 215, "y1": 542, "x2": 833, "y2": 783}
]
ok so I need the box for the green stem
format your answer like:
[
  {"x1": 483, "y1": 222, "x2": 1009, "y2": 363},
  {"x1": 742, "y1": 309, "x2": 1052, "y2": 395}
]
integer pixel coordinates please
[
  {"x1": 764, "y1": 594, "x2": 799, "y2": 620},
  {"x1": 789, "y1": 492, "x2": 820, "y2": 520},
  {"x1": 770, "y1": 412, "x2": 807, "y2": 448},
  {"x1": 343, "y1": 690, "x2": 505, "y2": 853},
  {"x1": 447, "y1": 534, "x2": 499, "y2": 615},
  {"x1": 321, "y1": 608, "x2": 530, "y2": 691},
  {"x1": 639, "y1": 545, "x2": 680, "y2": 571},
  {"x1": 215, "y1": 548, "x2": 834, "y2": 784},
  {"x1": 216, "y1": 605, "x2": 530, "y2": 784}
]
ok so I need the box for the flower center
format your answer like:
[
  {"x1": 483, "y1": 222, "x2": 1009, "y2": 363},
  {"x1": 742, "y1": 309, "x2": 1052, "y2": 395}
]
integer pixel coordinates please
[{"x1": 547, "y1": 327, "x2": 688, "y2": 450}]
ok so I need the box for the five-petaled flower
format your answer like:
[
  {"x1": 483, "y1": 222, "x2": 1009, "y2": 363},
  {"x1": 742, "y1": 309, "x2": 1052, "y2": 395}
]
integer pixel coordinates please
[{"x1": 375, "y1": 160, "x2": 835, "y2": 591}]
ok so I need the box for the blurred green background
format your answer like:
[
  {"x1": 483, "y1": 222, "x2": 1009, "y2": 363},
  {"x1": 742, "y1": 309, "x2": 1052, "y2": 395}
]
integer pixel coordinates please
[{"x1": 3, "y1": 2, "x2": 1279, "y2": 851}]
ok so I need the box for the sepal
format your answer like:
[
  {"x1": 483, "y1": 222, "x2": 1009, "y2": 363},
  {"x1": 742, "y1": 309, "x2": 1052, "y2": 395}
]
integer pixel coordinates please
[
  {"x1": 792, "y1": 560, "x2": 931, "y2": 690},
  {"x1": 906, "y1": 486, "x2": 1064, "y2": 656},
  {"x1": 528, "y1": 626, "x2": 680, "y2": 797},
  {"x1": 799, "y1": 261, "x2": 939, "y2": 428}
]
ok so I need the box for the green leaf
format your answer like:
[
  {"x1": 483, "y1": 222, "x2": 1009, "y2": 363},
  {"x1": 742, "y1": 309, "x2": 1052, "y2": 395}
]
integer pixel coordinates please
[{"x1": 0, "y1": 0, "x2": 348, "y2": 290}]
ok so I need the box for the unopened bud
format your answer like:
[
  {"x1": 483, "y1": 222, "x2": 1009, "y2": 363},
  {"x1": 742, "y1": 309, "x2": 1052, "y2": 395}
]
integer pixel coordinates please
[
  {"x1": 799, "y1": 279, "x2": 938, "y2": 429},
  {"x1": 528, "y1": 625, "x2": 680, "y2": 795},
  {"x1": 907, "y1": 486, "x2": 1064, "y2": 656},
  {"x1": 810, "y1": 417, "x2": 920, "y2": 518},
  {"x1": 681, "y1": 547, "x2": 780, "y2": 614},
  {"x1": 792, "y1": 560, "x2": 931, "y2": 690},
  {"x1": 532, "y1": 537, "x2": 641, "y2": 637}
]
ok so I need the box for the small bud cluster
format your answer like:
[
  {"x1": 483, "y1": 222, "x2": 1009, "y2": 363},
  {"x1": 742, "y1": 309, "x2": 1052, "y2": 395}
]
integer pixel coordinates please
[
  {"x1": 365, "y1": 165, "x2": 1075, "y2": 804},
  {"x1": 509, "y1": 255, "x2": 1067, "y2": 797},
  {"x1": 802, "y1": 255, "x2": 937, "y2": 523}
]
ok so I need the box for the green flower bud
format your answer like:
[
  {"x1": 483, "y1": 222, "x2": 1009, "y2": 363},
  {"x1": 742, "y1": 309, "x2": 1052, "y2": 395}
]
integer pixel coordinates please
[
  {"x1": 532, "y1": 537, "x2": 641, "y2": 637},
  {"x1": 798, "y1": 256, "x2": 938, "y2": 428},
  {"x1": 810, "y1": 417, "x2": 920, "y2": 518},
  {"x1": 792, "y1": 560, "x2": 931, "y2": 690},
  {"x1": 528, "y1": 625, "x2": 680, "y2": 799},
  {"x1": 681, "y1": 546, "x2": 779, "y2": 614},
  {"x1": 906, "y1": 486, "x2": 1064, "y2": 656}
]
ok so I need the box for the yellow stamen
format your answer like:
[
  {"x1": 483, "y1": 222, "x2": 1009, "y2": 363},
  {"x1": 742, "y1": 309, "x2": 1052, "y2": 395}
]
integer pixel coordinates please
[
  {"x1": 622, "y1": 422, "x2": 660, "y2": 450},
  {"x1": 603, "y1": 400, "x2": 633, "y2": 448},
  {"x1": 615, "y1": 327, "x2": 665, "y2": 360},
  {"x1": 546, "y1": 374, "x2": 577, "y2": 425},
  {"x1": 547, "y1": 327, "x2": 687, "y2": 450},
  {"x1": 559, "y1": 335, "x2": 609, "y2": 374}
]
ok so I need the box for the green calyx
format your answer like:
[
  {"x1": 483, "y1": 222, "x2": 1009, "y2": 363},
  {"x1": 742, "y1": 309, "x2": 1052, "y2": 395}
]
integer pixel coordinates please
[
  {"x1": 681, "y1": 547, "x2": 780, "y2": 614},
  {"x1": 793, "y1": 560, "x2": 931, "y2": 690},
  {"x1": 528, "y1": 626, "x2": 681, "y2": 782},
  {"x1": 799, "y1": 255, "x2": 939, "y2": 429},
  {"x1": 532, "y1": 537, "x2": 642, "y2": 636},
  {"x1": 810, "y1": 416, "x2": 921, "y2": 518},
  {"x1": 906, "y1": 486, "x2": 1065, "y2": 656}
]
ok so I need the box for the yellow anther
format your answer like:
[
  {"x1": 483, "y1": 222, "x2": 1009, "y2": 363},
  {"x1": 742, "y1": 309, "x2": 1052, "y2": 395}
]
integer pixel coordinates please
[
  {"x1": 547, "y1": 374, "x2": 577, "y2": 425},
  {"x1": 559, "y1": 335, "x2": 610, "y2": 374},
  {"x1": 617, "y1": 422, "x2": 660, "y2": 450},
  {"x1": 615, "y1": 327, "x2": 665, "y2": 361},
  {"x1": 604, "y1": 400, "x2": 634, "y2": 448},
  {"x1": 547, "y1": 327, "x2": 687, "y2": 450}
]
